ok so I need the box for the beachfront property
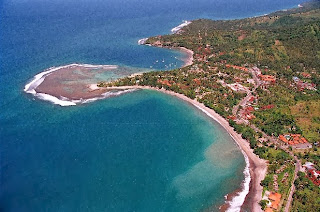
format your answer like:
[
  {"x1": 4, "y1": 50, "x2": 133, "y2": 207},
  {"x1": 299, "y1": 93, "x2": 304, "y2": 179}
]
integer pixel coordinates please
[
  {"x1": 263, "y1": 191, "x2": 282, "y2": 212},
  {"x1": 279, "y1": 134, "x2": 312, "y2": 149}
]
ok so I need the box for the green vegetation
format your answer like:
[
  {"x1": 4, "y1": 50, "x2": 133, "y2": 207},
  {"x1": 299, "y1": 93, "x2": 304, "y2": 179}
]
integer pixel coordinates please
[
  {"x1": 259, "y1": 200, "x2": 268, "y2": 210},
  {"x1": 292, "y1": 172, "x2": 320, "y2": 211},
  {"x1": 105, "y1": 0, "x2": 320, "y2": 143},
  {"x1": 100, "y1": 1, "x2": 320, "y2": 211}
]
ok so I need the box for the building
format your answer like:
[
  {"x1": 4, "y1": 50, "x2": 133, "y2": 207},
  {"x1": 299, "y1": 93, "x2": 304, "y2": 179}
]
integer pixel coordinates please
[
  {"x1": 292, "y1": 76, "x2": 317, "y2": 91},
  {"x1": 303, "y1": 162, "x2": 320, "y2": 187},
  {"x1": 279, "y1": 134, "x2": 312, "y2": 149},
  {"x1": 301, "y1": 72, "x2": 311, "y2": 78},
  {"x1": 239, "y1": 106, "x2": 256, "y2": 120},
  {"x1": 157, "y1": 79, "x2": 172, "y2": 87},
  {"x1": 260, "y1": 104, "x2": 275, "y2": 110},
  {"x1": 260, "y1": 75, "x2": 276, "y2": 83},
  {"x1": 226, "y1": 83, "x2": 248, "y2": 93},
  {"x1": 225, "y1": 64, "x2": 249, "y2": 72},
  {"x1": 264, "y1": 192, "x2": 282, "y2": 211}
]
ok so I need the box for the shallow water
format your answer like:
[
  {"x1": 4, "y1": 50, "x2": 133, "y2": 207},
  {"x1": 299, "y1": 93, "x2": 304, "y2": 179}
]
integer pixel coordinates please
[{"x1": 0, "y1": 0, "x2": 306, "y2": 211}]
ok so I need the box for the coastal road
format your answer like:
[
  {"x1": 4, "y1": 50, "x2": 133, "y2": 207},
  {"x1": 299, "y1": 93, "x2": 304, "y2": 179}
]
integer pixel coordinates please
[
  {"x1": 284, "y1": 155, "x2": 302, "y2": 212},
  {"x1": 232, "y1": 68, "x2": 261, "y2": 116},
  {"x1": 284, "y1": 156, "x2": 302, "y2": 212},
  {"x1": 232, "y1": 90, "x2": 252, "y2": 116}
]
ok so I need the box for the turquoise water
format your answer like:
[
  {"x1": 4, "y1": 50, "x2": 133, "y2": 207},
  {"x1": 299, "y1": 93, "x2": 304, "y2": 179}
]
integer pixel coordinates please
[{"x1": 0, "y1": 0, "x2": 306, "y2": 211}]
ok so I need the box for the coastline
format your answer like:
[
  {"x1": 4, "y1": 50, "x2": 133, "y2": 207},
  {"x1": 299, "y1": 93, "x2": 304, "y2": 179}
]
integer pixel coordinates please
[
  {"x1": 106, "y1": 85, "x2": 267, "y2": 212},
  {"x1": 176, "y1": 47, "x2": 194, "y2": 67},
  {"x1": 25, "y1": 19, "x2": 263, "y2": 211}
]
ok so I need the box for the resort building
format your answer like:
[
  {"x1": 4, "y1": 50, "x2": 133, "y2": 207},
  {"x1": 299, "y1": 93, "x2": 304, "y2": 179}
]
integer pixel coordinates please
[
  {"x1": 263, "y1": 191, "x2": 282, "y2": 212},
  {"x1": 269, "y1": 192, "x2": 281, "y2": 210},
  {"x1": 279, "y1": 134, "x2": 312, "y2": 149}
]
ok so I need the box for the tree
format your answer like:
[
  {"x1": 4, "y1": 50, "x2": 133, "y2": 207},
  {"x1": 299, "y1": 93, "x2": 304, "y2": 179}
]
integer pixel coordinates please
[{"x1": 259, "y1": 200, "x2": 269, "y2": 210}]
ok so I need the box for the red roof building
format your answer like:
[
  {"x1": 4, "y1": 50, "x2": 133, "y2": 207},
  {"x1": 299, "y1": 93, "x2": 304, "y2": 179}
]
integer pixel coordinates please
[
  {"x1": 279, "y1": 134, "x2": 310, "y2": 146},
  {"x1": 260, "y1": 75, "x2": 276, "y2": 83},
  {"x1": 260, "y1": 104, "x2": 275, "y2": 110},
  {"x1": 268, "y1": 192, "x2": 282, "y2": 210}
]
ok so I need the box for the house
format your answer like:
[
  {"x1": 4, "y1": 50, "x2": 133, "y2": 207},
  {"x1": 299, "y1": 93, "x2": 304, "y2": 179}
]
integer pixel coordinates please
[
  {"x1": 301, "y1": 72, "x2": 311, "y2": 78},
  {"x1": 239, "y1": 106, "x2": 256, "y2": 120},
  {"x1": 193, "y1": 78, "x2": 201, "y2": 85},
  {"x1": 157, "y1": 79, "x2": 172, "y2": 87},
  {"x1": 264, "y1": 191, "x2": 281, "y2": 212},
  {"x1": 260, "y1": 75, "x2": 276, "y2": 83},
  {"x1": 267, "y1": 192, "x2": 282, "y2": 211},
  {"x1": 303, "y1": 162, "x2": 320, "y2": 187},
  {"x1": 265, "y1": 208, "x2": 273, "y2": 212},
  {"x1": 248, "y1": 96, "x2": 256, "y2": 103},
  {"x1": 260, "y1": 104, "x2": 275, "y2": 110}
]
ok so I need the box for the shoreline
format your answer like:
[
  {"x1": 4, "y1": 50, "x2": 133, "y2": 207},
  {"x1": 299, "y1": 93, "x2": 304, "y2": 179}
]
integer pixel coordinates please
[
  {"x1": 106, "y1": 85, "x2": 267, "y2": 212},
  {"x1": 176, "y1": 47, "x2": 194, "y2": 67}
]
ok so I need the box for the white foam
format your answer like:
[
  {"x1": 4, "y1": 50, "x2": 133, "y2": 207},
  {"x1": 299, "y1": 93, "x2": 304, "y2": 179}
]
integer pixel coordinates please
[
  {"x1": 74, "y1": 89, "x2": 138, "y2": 104},
  {"x1": 80, "y1": 64, "x2": 118, "y2": 69},
  {"x1": 29, "y1": 88, "x2": 138, "y2": 107},
  {"x1": 225, "y1": 137, "x2": 251, "y2": 212},
  {"x1": 171, "y1": 20, "x2": 191, "y2": 34},
  {"x1": 36, "y1": 93, "x2": 76, "y2": 106},
  {"x1": 24, "y1": 63, "x2": 86, "y2": 94},
  {"x1": 138, "y1": 38, "x2": 148, "y2": 45},
  {"x1": 192, "y1": 104, "x2": 250, "y2": 212}
]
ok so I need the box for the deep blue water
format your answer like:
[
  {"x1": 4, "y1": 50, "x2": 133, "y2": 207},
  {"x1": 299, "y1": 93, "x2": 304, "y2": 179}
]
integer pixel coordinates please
[{"x1": 0, "y1": 0, "x2": 306, "y2": 211}]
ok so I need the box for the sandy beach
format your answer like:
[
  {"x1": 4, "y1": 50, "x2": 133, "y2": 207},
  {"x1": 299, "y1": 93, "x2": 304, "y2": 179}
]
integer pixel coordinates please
[
  {"x1": 176, "y1": 47, "x2": 194, "y2": 67},
  {"x1": 106, "y1": 85, "x2": 267, "y2": 212}
]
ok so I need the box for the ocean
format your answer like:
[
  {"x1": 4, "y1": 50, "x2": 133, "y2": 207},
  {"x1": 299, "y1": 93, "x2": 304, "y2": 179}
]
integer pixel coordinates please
[{"x1": 0, "y1": 0, "x2": 306, "y2": 211}]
